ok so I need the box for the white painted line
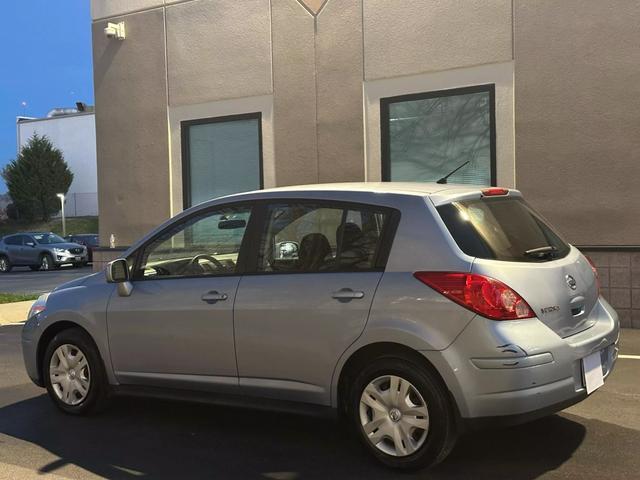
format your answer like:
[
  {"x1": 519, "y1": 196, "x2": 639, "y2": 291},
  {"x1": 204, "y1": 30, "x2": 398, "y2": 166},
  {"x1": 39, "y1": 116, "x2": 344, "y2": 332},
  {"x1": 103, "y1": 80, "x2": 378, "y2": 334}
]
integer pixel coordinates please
[{"x1": 618, "y1": 354, "x2": 640, "y2": 360}]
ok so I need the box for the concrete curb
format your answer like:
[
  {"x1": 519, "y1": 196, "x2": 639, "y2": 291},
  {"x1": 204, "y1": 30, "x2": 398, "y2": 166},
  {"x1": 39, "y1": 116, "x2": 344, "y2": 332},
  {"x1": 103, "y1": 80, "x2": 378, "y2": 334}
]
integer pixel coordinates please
[{"x1": 0, "y1": 300, "x2": 33, "y2": 325}]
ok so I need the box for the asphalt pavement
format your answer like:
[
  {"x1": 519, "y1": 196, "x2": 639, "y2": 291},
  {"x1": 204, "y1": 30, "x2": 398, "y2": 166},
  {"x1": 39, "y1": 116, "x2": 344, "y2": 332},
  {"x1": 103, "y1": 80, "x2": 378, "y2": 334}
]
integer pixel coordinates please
[
  {"x1": 0, "y1": 265, "x2": 94, "y2": 295},
  {"x1": 0, "y1": 325, "x2": 639, "y2": 479}
]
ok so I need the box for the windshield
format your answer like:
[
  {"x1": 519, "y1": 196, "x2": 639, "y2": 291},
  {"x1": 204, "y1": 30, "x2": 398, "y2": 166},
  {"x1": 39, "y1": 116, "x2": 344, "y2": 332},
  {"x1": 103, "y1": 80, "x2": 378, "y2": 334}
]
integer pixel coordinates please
[
  {"x1": 33, "y1": 233, "x2": 66, "y2": 245},
  {"x1": 437, "y1": 197, "x2": 570, "y2": 262}
]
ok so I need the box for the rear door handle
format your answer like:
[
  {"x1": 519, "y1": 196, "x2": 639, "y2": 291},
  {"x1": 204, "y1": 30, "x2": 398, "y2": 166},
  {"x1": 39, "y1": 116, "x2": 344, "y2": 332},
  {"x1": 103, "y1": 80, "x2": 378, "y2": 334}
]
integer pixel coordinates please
[
  {"x1": 201, "y1": 291, "x2": 228, "y2": 303},
  {"x1": 332, "y1": 288, "x2": 365, "y2": 300}
]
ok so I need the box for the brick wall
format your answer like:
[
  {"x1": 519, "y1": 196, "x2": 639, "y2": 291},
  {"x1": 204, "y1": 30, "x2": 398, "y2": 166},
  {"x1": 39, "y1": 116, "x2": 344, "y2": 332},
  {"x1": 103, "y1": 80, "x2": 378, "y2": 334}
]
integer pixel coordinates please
[{"x1": 583, "y1": 250, "x2": 639, "y2": 329}]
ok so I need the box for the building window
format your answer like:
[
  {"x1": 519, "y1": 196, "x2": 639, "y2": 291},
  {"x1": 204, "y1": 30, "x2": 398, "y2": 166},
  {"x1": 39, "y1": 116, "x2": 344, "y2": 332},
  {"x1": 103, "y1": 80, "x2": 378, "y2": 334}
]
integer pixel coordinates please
[
  {"x1": 381, "y1": 84, "x2": 496, "y2": 185},
  {"x1": 181, "y1": 113, "x2": 263, "y2": 208}
]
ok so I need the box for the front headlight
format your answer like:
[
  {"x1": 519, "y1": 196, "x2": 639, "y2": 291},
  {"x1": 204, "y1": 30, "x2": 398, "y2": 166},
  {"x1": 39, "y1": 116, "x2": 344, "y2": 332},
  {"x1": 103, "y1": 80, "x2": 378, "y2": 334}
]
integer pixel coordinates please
[
  {"x1": 52, "y1": 247, "x2": 68, "y2": 254},
  {"x1": 27, "y1": 293, "x2": 49, "y2": 319}
]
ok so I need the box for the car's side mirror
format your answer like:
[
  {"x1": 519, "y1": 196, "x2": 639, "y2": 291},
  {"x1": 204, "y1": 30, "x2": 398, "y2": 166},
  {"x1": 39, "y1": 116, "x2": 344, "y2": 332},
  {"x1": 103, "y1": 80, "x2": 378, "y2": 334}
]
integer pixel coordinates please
[{"x1": 105, "y1": 258, "x2": 133, "y2": 296}]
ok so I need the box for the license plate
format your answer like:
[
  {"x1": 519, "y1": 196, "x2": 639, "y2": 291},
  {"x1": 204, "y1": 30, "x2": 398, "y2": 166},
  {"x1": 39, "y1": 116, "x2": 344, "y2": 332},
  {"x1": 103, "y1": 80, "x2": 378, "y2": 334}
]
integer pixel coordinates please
[{"x1": 582, "y1": 350, "x2": 605, "y2": 394}]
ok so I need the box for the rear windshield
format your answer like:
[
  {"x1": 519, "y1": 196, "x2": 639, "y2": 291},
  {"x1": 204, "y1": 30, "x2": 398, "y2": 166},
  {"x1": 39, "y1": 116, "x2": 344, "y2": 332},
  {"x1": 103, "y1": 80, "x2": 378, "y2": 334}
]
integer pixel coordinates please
[{"x1": 437, "y1": 197, "x2": 570, "y2": 262}]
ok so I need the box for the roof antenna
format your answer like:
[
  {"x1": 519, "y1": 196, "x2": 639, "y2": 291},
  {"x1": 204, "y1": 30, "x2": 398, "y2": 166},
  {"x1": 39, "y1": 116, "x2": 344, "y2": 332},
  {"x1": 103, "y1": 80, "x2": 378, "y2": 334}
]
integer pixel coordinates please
[{"x1": 436, "y1": 161, "x2": 470, "y2": 184}]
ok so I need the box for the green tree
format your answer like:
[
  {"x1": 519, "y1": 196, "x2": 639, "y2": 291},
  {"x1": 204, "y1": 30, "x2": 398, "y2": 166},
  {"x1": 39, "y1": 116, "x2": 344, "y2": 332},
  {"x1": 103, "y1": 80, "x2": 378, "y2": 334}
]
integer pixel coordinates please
[{"x1": 2, "y1": 134, "x2": 74, "y2": 221}]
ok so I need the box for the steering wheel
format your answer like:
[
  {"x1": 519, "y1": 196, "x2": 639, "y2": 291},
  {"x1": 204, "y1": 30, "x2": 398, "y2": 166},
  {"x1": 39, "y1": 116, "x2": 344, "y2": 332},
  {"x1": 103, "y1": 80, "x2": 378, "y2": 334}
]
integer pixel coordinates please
[{"x1": 187, "y1": 254, "x2": 225, "y2": 273}]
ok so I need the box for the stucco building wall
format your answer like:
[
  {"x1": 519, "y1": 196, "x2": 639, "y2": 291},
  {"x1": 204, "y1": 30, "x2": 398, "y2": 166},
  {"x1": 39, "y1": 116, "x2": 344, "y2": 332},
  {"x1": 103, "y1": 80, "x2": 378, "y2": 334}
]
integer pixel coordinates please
[{"x1": 91, "y1": 0, "x2": 640, "y2": 326}]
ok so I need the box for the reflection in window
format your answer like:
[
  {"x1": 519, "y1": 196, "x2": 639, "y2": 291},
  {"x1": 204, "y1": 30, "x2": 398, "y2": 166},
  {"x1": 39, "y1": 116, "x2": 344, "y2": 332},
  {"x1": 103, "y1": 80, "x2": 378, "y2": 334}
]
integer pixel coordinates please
[
  {"x1": 183, "y1": 114, "x2": 262, "y2": 208},
  {"x1": 382, "y1": 85, "x2": 495, "y2": 186},
  {"x1": 258, "y1": 203, "x2": 389, "y2": 273},
  {"x1": 137, "y1": 206, "x2": 251, "y2": 279}
]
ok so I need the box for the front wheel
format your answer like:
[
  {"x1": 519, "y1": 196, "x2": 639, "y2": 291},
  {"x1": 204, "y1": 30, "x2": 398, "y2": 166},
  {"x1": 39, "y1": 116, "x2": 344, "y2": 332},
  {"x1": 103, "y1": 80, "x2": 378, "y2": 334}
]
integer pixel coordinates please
[
  {"x1": 43, "y1": 328, "x2": 110, "y2": 415},
  {"x1": 40, "y1": 253, "x2": 55, "y2": 271},
  {"x1": 350, "y1": 357, "x2": 458, "y2": 470}
]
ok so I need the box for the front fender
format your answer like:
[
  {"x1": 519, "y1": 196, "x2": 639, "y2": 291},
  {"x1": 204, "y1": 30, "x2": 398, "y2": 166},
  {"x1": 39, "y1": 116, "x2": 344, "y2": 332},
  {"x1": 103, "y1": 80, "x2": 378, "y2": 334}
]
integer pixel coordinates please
[{"x1": 34, "y1": 281, "x2": 118, "y2": 385}]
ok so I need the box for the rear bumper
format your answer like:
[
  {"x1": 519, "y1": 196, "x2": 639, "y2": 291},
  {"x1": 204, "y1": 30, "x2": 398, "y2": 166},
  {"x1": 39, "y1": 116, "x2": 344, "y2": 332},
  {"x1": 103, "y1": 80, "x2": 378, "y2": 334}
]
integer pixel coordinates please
[{"x1": 422, "y1": 296, "x2": 619, "y2": 421}]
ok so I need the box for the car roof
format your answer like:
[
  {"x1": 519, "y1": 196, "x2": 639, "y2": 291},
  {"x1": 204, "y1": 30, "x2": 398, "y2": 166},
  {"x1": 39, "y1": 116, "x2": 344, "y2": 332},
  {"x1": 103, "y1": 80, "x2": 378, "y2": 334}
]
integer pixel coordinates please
[{"x1": 201, "y1": 182, "x2": 520, "y2": 206}]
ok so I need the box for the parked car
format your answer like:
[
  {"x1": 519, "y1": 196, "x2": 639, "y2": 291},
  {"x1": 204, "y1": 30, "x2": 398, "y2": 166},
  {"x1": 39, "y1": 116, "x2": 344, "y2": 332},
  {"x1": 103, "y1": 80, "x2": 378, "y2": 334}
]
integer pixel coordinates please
[
  {"x1": 21, "y1": 183, "x2": 619, "y2": 470},
  {"x1": 64, "y1": 234, "x2": 99, "y2": 263},
  {"x1": 0, "y1": 232, "x2": 88, "y2": 272}
]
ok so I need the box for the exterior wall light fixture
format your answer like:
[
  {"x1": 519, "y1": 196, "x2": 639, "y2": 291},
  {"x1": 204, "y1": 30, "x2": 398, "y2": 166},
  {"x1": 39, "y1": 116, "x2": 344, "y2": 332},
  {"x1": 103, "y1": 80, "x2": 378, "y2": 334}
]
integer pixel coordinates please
[{"x1": 104, "y1": 22, "x2": 126, "y2": 40}]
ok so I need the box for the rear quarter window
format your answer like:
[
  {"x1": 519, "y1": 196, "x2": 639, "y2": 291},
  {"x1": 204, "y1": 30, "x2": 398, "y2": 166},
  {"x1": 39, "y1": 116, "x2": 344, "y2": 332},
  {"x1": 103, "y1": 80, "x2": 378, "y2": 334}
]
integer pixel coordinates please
[{"x1": 437, "y1": 197, "x2": 570, "y2": 262}]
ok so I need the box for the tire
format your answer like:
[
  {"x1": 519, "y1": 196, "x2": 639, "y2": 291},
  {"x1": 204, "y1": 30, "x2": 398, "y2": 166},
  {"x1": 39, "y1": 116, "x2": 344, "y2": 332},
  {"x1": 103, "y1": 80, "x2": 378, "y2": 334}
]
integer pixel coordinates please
[
  {"x1": 0, "y1": 256, "x2": 12, "y2": 273},
  {"x1": 43, "y1": 327, "x2": 110, "y2": 415},
  {"x1": 39, "y1": 253, "x2": 54, "y2": 271},
  {"x1": 349, "y1": 357, "x2": 458, "y2": 470}
]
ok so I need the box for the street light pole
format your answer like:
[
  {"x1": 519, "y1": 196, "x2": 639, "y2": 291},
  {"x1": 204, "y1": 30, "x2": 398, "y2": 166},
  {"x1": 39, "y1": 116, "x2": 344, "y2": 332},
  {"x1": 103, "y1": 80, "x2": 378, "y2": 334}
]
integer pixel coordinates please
[{"x1": 57, "y1": 193, "x2": 66, "y2": 237}]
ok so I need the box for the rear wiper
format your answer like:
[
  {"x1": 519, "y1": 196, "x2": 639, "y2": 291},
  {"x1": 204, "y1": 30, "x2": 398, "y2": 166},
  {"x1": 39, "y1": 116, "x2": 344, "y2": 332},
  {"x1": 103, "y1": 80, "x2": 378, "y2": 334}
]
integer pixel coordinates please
[{"x1": 524, "y1": 245, "x2": 557, "y2": 257}]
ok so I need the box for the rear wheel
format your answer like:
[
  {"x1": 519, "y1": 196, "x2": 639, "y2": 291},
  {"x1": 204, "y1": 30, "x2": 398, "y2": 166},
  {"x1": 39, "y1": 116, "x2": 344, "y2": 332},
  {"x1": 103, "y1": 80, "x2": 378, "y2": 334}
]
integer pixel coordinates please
[
  {"x1": 0, "y1": 256, "x2": 12, "y2": 273},
  {"x1": 43, "y1": 328, "x2": 109, "y2": 415},
  {"x1": 350, "y1": 357, "x2": 457, "y2": 470}
]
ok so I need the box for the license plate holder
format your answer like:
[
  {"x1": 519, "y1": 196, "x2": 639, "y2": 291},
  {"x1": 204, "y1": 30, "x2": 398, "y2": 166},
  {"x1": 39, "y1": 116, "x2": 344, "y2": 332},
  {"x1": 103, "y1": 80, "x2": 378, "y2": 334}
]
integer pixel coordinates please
[{"x1": 582, "y1": 350, "x2": 604, "y2": 394}]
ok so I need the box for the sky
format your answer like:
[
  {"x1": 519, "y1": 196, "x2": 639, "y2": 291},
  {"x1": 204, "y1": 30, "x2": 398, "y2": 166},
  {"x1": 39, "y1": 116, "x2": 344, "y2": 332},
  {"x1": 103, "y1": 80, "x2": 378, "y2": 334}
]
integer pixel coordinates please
[{"x1": 0, "y1": 0, "x2": 93, "y2": 193}]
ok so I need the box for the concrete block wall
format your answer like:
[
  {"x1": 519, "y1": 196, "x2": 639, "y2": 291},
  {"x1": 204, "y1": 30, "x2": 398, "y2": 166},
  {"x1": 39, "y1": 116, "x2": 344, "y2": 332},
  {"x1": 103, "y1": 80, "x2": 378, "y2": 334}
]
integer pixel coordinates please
[{"x1": 583, "y1": 250, "x2": 640, "y2": 329}]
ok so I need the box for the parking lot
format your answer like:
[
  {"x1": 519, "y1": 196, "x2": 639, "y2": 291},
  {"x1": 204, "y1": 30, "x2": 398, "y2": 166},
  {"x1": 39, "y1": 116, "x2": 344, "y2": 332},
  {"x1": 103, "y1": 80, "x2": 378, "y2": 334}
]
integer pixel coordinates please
[
  {"x1": 0, "y1": 324, "x2": 638, "y2": 479},
  {"x1": 0, "y1": 266, "x2": 93, "y2": 295}
]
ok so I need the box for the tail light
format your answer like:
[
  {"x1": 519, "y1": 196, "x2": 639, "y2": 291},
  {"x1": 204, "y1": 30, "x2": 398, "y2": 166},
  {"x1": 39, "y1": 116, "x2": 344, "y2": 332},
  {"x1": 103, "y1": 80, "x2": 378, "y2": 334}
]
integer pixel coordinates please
[
  {"x1": 584, "y1": 256, "x2": 600, "y2": 295},
  {"x1": 414, "y1": 272, "x2": 535, "y2": 320}
]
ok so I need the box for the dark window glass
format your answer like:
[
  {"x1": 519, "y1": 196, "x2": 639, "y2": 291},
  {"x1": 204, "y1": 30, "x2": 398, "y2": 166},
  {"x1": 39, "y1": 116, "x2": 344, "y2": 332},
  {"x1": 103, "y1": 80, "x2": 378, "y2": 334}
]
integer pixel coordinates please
[
  {"x1": 135, "y1": 206, "x2": 251, "y2": 279},
  {"x1": 437, "y1": 197, "x2": 570, "y2": 262},
  {"x1": 382, "y1": 85, "x2": 495, "y2": 185},
  {"x1": 182, "y1": 114, "x2": 262, "y2": 208},
  {"x1": 4, "y1": 236, "x2": 20, "y2": 245},
  {"x1": 257, "y1": 203, "x2": 389, "y2": 273}
]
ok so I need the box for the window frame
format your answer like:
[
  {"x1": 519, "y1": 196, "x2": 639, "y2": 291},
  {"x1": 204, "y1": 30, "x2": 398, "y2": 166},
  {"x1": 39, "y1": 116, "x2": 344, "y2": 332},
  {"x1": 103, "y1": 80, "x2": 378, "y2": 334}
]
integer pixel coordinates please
[
  {"x1": 180, "y1": 112, "x2": 264, "y2": 209},
  {"x1": 241, "y1": 199, "x2": 401, "y2": 276},
  {"x1": 128, "y1": 201, "x2": 259, "y2": 282},
  {"x1": 380, "y1": 84, "x2": 497, "y2": 186}
]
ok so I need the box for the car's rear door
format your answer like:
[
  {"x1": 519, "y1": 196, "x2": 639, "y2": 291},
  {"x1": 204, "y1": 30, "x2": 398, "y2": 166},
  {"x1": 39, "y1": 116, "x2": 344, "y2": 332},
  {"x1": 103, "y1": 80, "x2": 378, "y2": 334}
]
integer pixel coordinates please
[
  {"x1": 106, "y1": 203, "x2": 254, "y2": 393},
  {"x1": 233, "y1": 200, "x2": 398, "y2": 405}
]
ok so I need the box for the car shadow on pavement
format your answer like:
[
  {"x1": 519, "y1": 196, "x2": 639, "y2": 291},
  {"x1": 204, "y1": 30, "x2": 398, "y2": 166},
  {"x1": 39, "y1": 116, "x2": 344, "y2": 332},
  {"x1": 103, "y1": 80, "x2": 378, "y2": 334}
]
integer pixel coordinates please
[{"x1": 0, "y1": 394, "x2": 588, "y2": 479}]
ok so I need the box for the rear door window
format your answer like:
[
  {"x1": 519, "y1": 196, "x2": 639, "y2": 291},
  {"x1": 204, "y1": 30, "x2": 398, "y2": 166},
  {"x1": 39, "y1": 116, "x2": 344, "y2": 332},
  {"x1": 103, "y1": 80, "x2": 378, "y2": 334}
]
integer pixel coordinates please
[
  {"x1": 437, "y1": 197, "x2": 570, "y2": 262},
  {"x1": 257, "y1": 202, "x2": 393, "y2": 273}
]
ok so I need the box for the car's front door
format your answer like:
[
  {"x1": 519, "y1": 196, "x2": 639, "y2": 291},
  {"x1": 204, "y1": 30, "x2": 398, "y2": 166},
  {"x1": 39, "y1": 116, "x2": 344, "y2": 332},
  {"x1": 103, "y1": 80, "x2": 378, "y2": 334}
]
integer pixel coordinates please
[
  {"x1": 234, "y1": 201, "x2": 397, "y2": 405},
  {"x1": 21, "y1": 235, "x2": 38, "y2": 265},
  {"x1": 106, "y1": 204, "x2": 254, "y2": 394}
]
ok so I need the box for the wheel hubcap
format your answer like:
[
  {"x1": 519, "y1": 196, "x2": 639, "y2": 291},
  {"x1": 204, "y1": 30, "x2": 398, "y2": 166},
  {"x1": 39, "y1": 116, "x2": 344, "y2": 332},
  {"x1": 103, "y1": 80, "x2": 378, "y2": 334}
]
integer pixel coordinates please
[
  {"x1": 41, "y1": 257, "x2": 49, "y2": 270},
  {"x1": 49, "y1": 344, "x2": 91, "y2": 406},
  {"x1": 359, "y1": 375, "x2": 429, "y2": 457},
  {"x1": 0, "y1": 259, "x2": 6, "y2": 271}
]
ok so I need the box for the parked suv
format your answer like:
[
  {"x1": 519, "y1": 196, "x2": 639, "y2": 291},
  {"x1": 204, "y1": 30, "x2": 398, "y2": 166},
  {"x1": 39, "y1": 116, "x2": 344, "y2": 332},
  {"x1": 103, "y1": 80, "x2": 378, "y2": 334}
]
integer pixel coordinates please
[
  {"x1": 0, "y1": 232, "x2": 88, "y2": 272},
  {"x1": 21, "y1": 184, "x2": 619, "y2": 469},
  {"x1": 64, "y1": 234, "x2": 99, "y2": 263}
]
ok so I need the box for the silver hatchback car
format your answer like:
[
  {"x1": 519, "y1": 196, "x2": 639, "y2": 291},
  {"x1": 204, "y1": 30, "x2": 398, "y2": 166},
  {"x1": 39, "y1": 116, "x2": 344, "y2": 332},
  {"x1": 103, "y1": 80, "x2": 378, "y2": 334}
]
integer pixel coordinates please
[{"x1": 22, "y1": 183, "x2": 619, "y2": 469}]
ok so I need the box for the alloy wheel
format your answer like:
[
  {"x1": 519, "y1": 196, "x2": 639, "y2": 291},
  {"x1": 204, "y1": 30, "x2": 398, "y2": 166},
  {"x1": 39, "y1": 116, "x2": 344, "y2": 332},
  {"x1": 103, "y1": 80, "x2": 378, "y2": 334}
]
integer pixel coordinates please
[
  {"x1": 49, "y1": 344, "x2": 91, "y2": 406},
  {"x1": 41, "y1": 256, "x2": 50, "y2": 270},
  {"x1": 0, "y1": 258, "x2": 7, "y2": 272},
  {"x1": 359, "y1": 375, "x2": 429, "y2": 457}
]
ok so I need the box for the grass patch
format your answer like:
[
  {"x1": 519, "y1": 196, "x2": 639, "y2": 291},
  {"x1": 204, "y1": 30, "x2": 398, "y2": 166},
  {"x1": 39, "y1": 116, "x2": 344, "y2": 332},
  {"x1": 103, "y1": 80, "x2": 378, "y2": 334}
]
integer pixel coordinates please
[
  {"x1": 0, "y1": 293, "x2": 39, "y2": 304},
  {"x1": 0, "y1": 216, "x2": 98, "y2": 237}
]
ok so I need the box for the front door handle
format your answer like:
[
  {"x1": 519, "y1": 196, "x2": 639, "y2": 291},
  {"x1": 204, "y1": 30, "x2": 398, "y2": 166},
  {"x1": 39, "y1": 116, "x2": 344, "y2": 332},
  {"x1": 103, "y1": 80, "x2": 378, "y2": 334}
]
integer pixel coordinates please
[
  {"x1": 332, "y1": 288, "x2": 365, "y2": 300},
  {"x1": 201, "y1": 291, "x2": 228, "y2": 304}
]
